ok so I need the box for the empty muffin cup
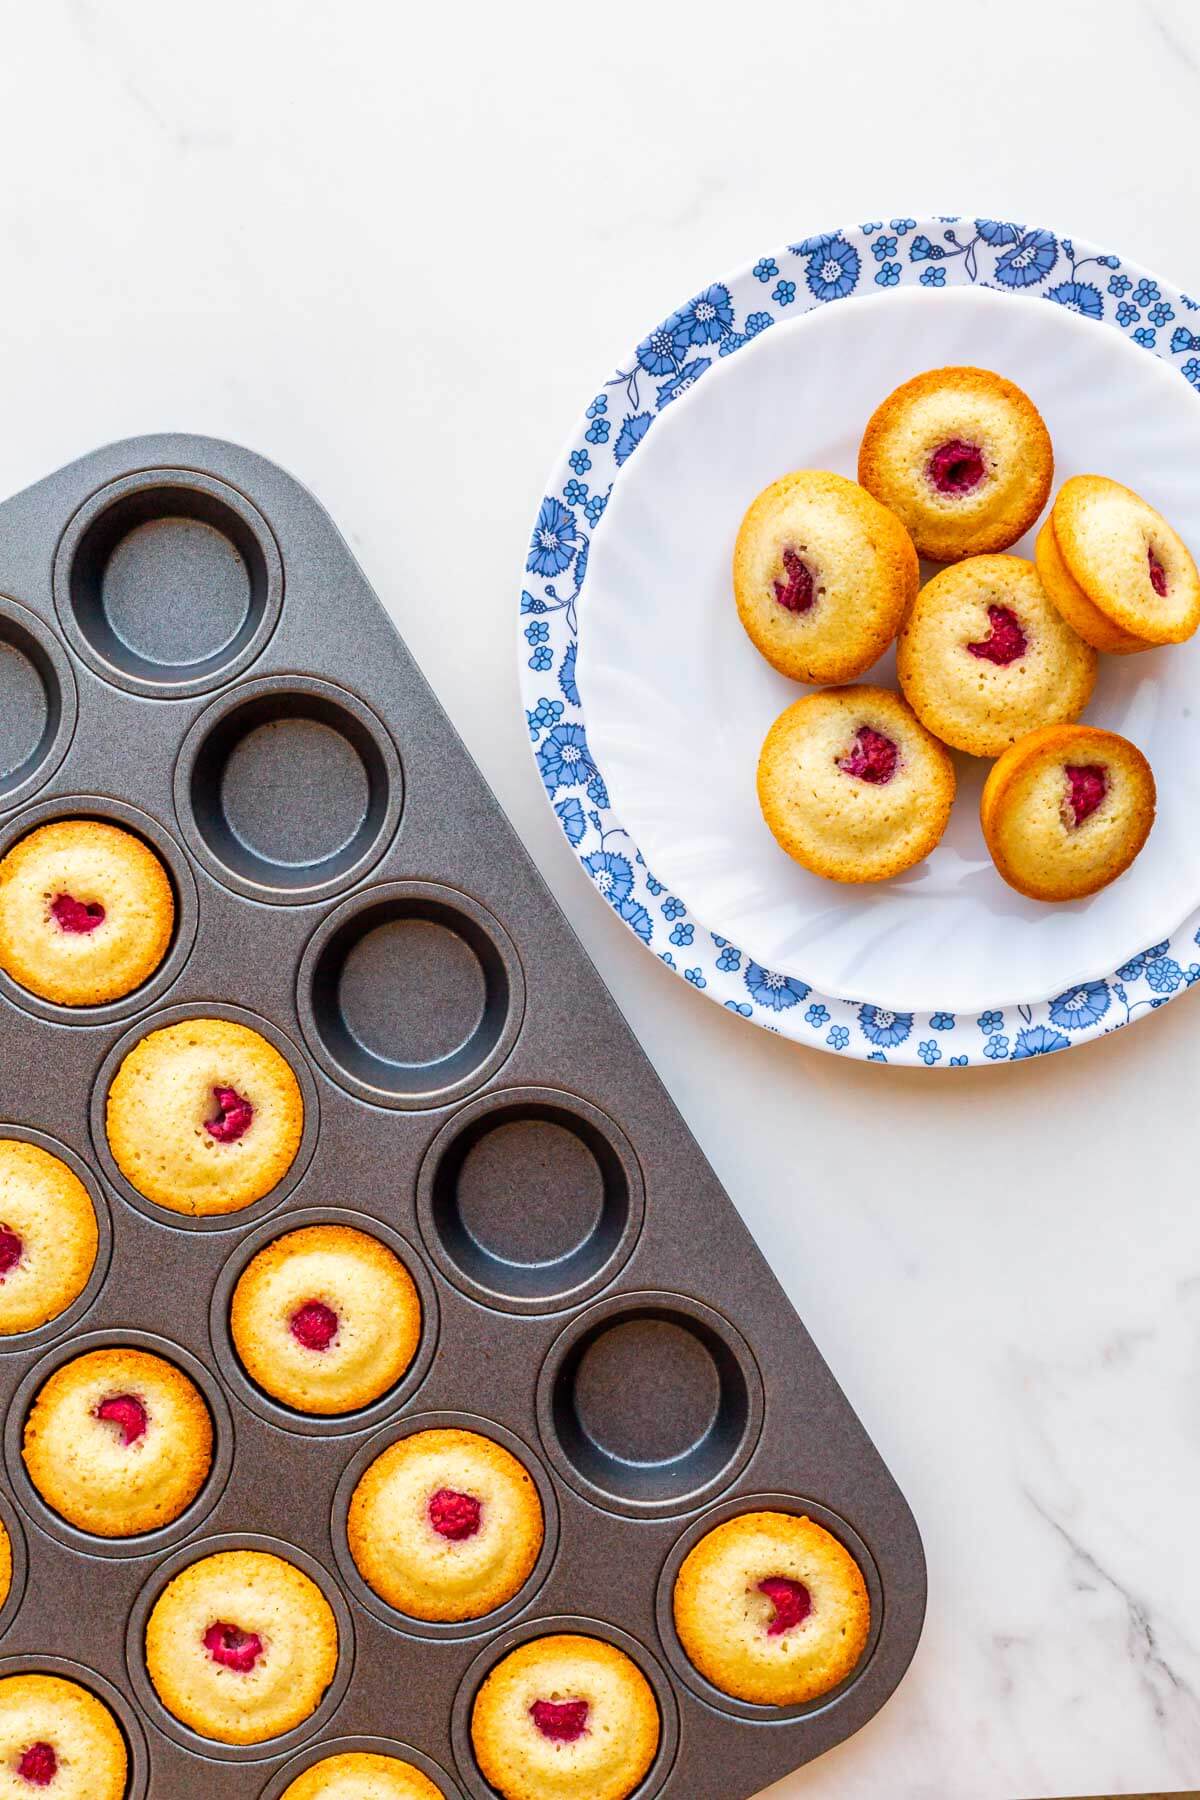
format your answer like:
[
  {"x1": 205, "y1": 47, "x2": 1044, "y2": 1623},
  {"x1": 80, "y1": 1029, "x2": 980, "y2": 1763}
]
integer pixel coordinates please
[
  {"x1": 176, "y1": 676, "x2": 402, "y2": 903},
  {"x1": 0, "y1": 599, "x2": 75, "y2": 811},
  {"x1": 54, "y1": 470, "x2": 283, "y2": 698},
  {"x1": 299, "y1": 883, "x2": 524, "y2": 1109},
  {"x1": 537, "y1": 1293, "x2": 763, "y2": 1518}
]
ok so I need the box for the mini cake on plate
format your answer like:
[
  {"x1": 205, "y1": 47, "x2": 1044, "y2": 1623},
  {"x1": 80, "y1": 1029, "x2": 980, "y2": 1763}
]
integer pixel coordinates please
[
  {"x1": 106, "y1": 1017, "x2": 304, "y2": 1215},
  {"x1": 0, "y1": 1673, "x2": 127, "y2": 1798},
  {"x1": 0, "y1": 819, "x2": 174, "y2": 1006},
  {"x1": 733, "y1": 469, "x2": 918, "y2": 684},
  {"x1": 470, "y1": 1634, "x2": 659, "y2": 1800},
  {"x1": 230, "y1": 1223, "x2": 422, "y2": 1415},
  {"x1": 0, "y1": 1139, "x2": 98, "y2": 1336},
  {"x1": 347, "y1": 1427, "x2": 543, "y2": 1621},
  {"x1": 144, "y1": 1548, "x2": 338, "y2": 1745},
  {"x1": 22, "y1": 1346, "x2": 213, "y2": 1537},
  {"x1": 1036, "y1": 475, "x2": 1200, "y2": 652},
  {"x1": 896, "y1": 555, "x2": 1096, "y2": 757},
  {"x1": 673, "y1": 1510, "x2": 871, "y2": 1707},
  {"x1": 980, "y1": 723, "x2": 1156, "y2": 901},
  {"x1": 857, "y1": 366, "x2": 1053, "y2": 562},
  {"x1": 757, "y1": 686, "x2": 955, "y2": 883},
  {"x1": 281, "y1": 1751, "x2": 444, "y2": 1799}
]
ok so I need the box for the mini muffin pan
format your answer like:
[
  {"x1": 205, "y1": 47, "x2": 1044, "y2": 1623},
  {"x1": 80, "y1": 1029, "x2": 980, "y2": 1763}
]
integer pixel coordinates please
[{"x1": 0, "y1": 436, "x2": 925, "y2": 1798}]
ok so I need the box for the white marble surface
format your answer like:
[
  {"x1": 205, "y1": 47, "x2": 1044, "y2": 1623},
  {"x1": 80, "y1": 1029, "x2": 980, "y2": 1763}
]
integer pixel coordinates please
[{"x1": 4, "y1": 2, "x2": 1200, "y2": 1794}]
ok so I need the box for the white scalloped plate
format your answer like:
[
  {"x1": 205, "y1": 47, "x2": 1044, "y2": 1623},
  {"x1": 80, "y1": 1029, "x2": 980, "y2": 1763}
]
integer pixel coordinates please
[
  {"x1": 579, "y1": 286, "x2": 1200, "y2": 1016},
  {"x1": 519, "y1": 218, "x2": 1200, "y2": 1064}
]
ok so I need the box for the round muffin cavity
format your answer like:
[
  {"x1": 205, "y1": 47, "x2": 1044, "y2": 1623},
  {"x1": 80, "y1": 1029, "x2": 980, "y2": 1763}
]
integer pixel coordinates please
[
  {"x1": 857, "y1": 365, "x2": 1053, "y2": 562},
  {"x1": 231, "y1": 1223, "x2": 422, "y2": 1415},
  {"x1": 757, "y1": 686, "x2": 955, "y2": 883},
  {"x1": 22, "y1": 1346, "x2": 213, "y2": 1537},
  {"x1": 896, "y1": 555, "x2": 1096, "y2": 757},
  {"x1": 981, "y1": 724, "x2": 1156, "y2": 902},
  {"x1": 348, "y1": 1427, "x2": 543, "y2": 1622},
  {"x1": 0, "y1": 820, "x2": 174, "y2": 1007},
  {"x1": 281, "y1": 1751, "x2": 444, "y2": 1799},
  {"x1": 0, "y1": 1140, "x2": 98, "y2": 1336},
  {"x1": 673, "y1": 1510, "x2": 871, "y2": 1706},
  {"x1": 0, "y1": 1673, "x2": 127, "y2": 1799},
  {"x1": 106, "y1": 1017, "x2": 304, "y2": 1215},
  {"x1": 1047, "y1": 474, "x2": 1200, "y2": 646},
  {"x1": 470, "y1": 1634, "x2": 659, "y2": 1800},
  {"x1": 145, "y1": 1548, "x2": 338, "y2": 1745},
  {"x1": 733, "y1": 469, "x2": 918, "y2": 684}
]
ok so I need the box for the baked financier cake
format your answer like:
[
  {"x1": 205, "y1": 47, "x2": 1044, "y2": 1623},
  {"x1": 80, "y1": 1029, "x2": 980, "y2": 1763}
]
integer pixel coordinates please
[
  {"x1": 1036, "y1": 475, "x2": 1200, "y2": 652},
  {"x1": 0, "y1": 1672, "x2": 128, "y2": 1798},
  {"x1": 981, "y1": 723, "x2": 1156, "y2": 901},
  {"x1": 0, "y1": 1513, "x2": 11, "y2": 1613},
  {"x1": 673, "y1": 1510, "x2": 870, "y2": 1706},
  {"x1": 0, "y1": 1138, "x2": 99, "y2": 1335},
  {"x1": 858, "y1": 366, "x2": 1053, "y2": 562},
  {"x1": 757, "y1": 686, "x2": 955, "y2": 882},
  {"x1": 281, "y1": 1750, "x2": 444, "y2": 1799},
  {"x1": 348, "y1": 1427, "x2": 543, "y2": 1621},
  {"x1": 106, "y1": 1017, "x2": 303, "y2": 1215},
  {"x1": 896, "y1": 555, "x2": 1096, "y2": 757},
  {"x1": 145, "y1": 1548, "x2": 338, "y2": 1745},
  {"x1": 470, "y1": 1633, "x2": 659, "y2": 1800},
  {"x1": 22, "y1": 1345, "x2": 213, "y2": 1537},
  {"x1": 0, "y1": 818, "x2": 174, "y2": 1006},
  {"x1": 231, "y1": 1223, "x2": 422, "y2": 1415},
  {"x1": 733, "y1": 469, "x2": 918, "y2": 683}
]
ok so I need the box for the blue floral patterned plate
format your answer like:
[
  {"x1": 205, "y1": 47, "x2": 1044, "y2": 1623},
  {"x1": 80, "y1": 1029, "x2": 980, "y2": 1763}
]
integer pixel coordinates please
[{"x1": 519, "y1": 217, "x2": 1200, "y2": 1067}]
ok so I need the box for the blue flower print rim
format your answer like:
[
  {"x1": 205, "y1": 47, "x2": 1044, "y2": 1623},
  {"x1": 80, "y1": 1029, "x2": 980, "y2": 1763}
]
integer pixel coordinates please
[{"x1": 518, "y1": 216, "x2": 1200, "y2": 1068}]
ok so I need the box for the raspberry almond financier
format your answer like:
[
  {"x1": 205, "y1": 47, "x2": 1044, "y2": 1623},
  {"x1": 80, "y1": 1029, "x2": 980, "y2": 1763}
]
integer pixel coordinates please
[
  {"x1": 0, "y1": 1673, "x2": 127, "y2": 1799},
  {"x1": 281, "y1": 1751, "x2": 444, "y2": 1800},
  {"x1": 145, "y1": 1548, "x2": 338, "y2": 1745},
  {"x1": 0, "y1": 1139, "x2": 98, "y2": 1337},
  {"x1": 981, "y1": 724, "x2": 1155, "y2": 902},
  {"x1": 757, "y1": 686, "x2": 955, "y2": 883},
  {"x1": 0, "y1": 819, "x2": 174, "y2": 1007},
  {"x1": 106, "y1": 1017, "x2": 303, "y2": 1215},
  {"x1": 1036, "y1": 474, "x2": 1200, "y2": 654},
  {"x1": 471, "y1": 1633, "x2": 660, "y2": 1800},
  {"x1": 673, "y1": 1510, "x2": 871, "y2": 1706},
  {"x1": 348, "y1": 1427, "x2": 543, "y2": 1621}
]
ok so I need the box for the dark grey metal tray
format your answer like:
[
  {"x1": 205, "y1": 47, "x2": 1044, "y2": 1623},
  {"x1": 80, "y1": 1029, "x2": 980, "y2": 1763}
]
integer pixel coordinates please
[{"x1": 0, "y1": 435, "x2": 926, "y2": 1798}]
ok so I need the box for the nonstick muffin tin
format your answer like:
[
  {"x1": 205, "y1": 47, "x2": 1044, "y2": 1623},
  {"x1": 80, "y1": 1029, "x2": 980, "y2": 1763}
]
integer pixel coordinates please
[{"x1": 0, "y1": 435, "x2": 926, "y2": 1799}]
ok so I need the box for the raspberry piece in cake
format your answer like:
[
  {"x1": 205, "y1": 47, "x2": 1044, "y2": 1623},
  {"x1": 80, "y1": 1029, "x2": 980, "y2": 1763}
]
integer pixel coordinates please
[
  {"x1": 927, "y1": 438, "x2": 986, "y2": 495},
  {"x1": 289, "y1": 1300, "x2": 338, "y2": 1352},
  {"x1": 0, "y1": 1228, "x2": 23, "y2": 1279},
  {"x1": 530, "y1": 1698, "x2": 589, "y2": 1743},
  {"x1": 204, "y1": 1086, "x2": 253, "y2": 1144},
  {"x1": 772, "y1": 548, "x2": 815, "y2": 615},
  {"x1": 966, "y1": 603, "x2": 1027, "y2": 666},
  {"x1": 837, "y1": 725, "x2": 898, "y2": 785},
  {"x1": 16, "y1": 1741, "x2": 57, "y2": 1786},
  {"x1": 428, "y1": 1487, "x2": 482, "y2": 1541},
  {"x1": 50, "y1": 893, "x2": 105, "y2": 934},
  {"x1": 95, "y1": 1393, "x2": 148, "y2": 1447},
  {"x1": 758, "y1": 1575, "x2": 812, "y2": 1635},
  {"x1": 203, "y1": 1621, "x2": 264, "y2": 1674},
  {"x1": 1063, "y1": 763, "x2": 1107, "y2": 827}
]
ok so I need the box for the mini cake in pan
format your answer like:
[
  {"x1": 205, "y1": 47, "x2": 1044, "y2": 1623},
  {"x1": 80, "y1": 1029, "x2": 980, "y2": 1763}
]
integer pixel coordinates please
[
  {"x1": 981, "y1": 723, "x2": 1156, "y2": 901},
  {"x1": 1036, "y1": 475, "x2": 1200, "y2": 653},
  {"x1": 106, "y1": 1017, "x2": 303, "y2": 1215},
  {"x1": 896, "y1": 555, "x2": 1096, "y2": 757},
  {"x1": 0, "y1": 1138, "x2": 98, "y2": 1336},
  {"x1": 0, "y1": 1672, "x2": 128, "y2": 1798},
  {"x1": 470, "y1": 1634, "x2": 659, "y2": 1800},
  {"x1": 231, "y1": 1223, "x2": 422, "y2": 1415},
  {"x1": 281, "y1": 1751, "x2": 444, "y2": 1799},
  {"x1": 757, "y1": 686, "x2": 955, "y2": 882},
  {"x1": 673, "y1": 1510, "x2": 871, "y2": 1707},
  {"x1": 0, "y1": 1514, "x2": 11, "y2": 1613},
  {"x1": 0, "y1": 819, "x2": 174, "y2": 1007},
  {"x1": 22, "y1": 1346, "x2": 213, "y2": 1537},
  {"x1": 347, "y1": 1427, "x2": 543, "y2": 1621},
  {"x1": 145, "y1": 1548, "x2": 338, "y2": 1745},
  {"x1": 733, "y1": 469, "x2": 918, "y2": 684},
  {"x1": 857, "y1": 366, "x2": 1053, "y2": 562}
]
